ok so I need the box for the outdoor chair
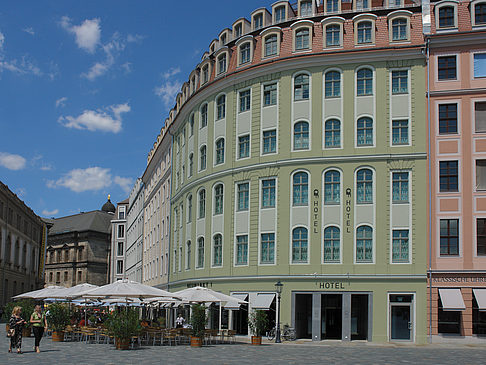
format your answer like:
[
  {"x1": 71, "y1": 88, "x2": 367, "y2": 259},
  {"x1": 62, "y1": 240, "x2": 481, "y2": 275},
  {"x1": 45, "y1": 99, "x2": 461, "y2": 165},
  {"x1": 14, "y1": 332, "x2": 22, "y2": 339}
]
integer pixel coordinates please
[
  {"x1": 227, "y1": 330, "x2": 236, "y2": 344},
  {"x1": 166, "y1": 329, "x2": 178, "y2": 346}
]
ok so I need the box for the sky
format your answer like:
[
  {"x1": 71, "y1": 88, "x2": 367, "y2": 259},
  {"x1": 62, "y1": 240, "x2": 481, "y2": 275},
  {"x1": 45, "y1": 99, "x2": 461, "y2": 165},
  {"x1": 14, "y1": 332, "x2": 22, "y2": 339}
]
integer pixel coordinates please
[{"x1": 0, "y1": 0, "x2": 276, "y2": 218}]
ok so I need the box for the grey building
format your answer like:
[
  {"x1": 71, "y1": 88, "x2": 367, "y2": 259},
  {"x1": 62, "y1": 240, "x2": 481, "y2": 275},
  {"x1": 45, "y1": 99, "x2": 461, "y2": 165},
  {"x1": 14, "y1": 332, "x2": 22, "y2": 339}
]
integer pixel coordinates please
[{"x1": 126, "y1": 178, "x2": 144, "y2": 283}]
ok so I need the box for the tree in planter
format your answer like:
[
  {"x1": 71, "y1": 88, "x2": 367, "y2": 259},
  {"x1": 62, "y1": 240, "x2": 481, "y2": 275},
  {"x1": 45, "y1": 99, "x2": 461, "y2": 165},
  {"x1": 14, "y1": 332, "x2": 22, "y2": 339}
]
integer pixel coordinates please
[
  {"x1": 248, "y1": 310, "x2": 269, "y2": 337},
  {"x1": 104, "y1": 308, "x2": 142, "y2": 349},
  {"x1": 46, "y1": 303, "x2": 70, "y2": 339},
  {"x1": 190, "y1": 303, "x2": 207, "y2": 345}
]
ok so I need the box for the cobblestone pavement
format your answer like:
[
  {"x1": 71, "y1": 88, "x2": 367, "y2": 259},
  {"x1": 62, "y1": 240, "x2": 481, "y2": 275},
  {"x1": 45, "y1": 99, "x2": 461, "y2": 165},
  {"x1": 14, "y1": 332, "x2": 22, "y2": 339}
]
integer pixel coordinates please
[{"x1": 2, "y1": 335, "x2": 486, "y2": 365}]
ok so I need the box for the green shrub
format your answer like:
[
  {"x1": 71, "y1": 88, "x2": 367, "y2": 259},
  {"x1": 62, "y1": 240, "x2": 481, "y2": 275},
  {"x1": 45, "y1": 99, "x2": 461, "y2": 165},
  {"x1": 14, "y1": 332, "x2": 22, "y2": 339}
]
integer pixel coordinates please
[
  {"x1": 3, "y1": 299, "x2": 36, "y2": 326},
  {"x1": 46, "y1": 303, "x2": 70, "y2": 332},
  {"x1": 248, "y1": 310, "x2": 269, "y2": 337},
  {"x1": 190, "y1": 303, "x2": 207, "y2": 338},
  {"x1": 104, "y1": 308, "x2": 142, "y2": 341}
]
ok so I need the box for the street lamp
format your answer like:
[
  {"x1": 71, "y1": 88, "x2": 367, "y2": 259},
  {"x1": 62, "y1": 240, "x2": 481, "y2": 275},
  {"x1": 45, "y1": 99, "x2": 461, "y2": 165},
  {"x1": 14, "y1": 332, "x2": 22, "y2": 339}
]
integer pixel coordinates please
[{"x1": 275, "y1": 280, "x2": 283, "y2": 343}]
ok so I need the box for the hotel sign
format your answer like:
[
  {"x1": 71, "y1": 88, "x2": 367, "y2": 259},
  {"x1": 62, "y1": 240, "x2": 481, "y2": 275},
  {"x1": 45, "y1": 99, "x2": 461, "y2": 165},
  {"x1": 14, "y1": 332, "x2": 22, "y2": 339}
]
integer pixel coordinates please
[{"x1": 345, "y1": 188, "x2": 352, "y2": 234}]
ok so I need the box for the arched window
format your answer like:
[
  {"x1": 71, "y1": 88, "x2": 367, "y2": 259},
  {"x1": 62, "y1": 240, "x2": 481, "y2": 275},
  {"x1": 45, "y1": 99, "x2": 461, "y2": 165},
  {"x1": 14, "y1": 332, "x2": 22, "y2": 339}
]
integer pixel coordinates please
[
  {"x1": 356, "y1": 226, "x2": 373, "y2": 262},
  {"x1": 292, "y1": 227, "x2": 308, "y2": 263},
  {"x1": 215, "y1": 138, "x2": 225, "y2": 165},
  {"x1": 357, "y1": 21, "x2": 372, "y2": 44},
  {"x1": 357, "y1": 169, "x2": 373, "y2": 203},
  {"x1": 324, "y1": 226, "x2": 340, "y2": 262},
  {"x1": 265, "y1": 35, "x2": 278, "y2": 57},
  {"x1": 294, "y1": 121, "x2": 310, "y2": 150},
  {"x1": 275, "y1": 5, "x2": 286, "y2": 22},
  {"x1": 295, "y1": 28, "x2": 310, "y2": 50},
  {"x1": 325, "y1": 119, "x2": 341, "y2": 148},
  {"x1": 357, "y1": 117, "x2": 373, "y2": 146},
  {"x1": 214, "y1": 184, "x2": 224, "y2": 215},
  {"x1": 213, "y1": 234, "x2": 223, "y2": 266},
  {"x1": 391, "y1": 18, "x2": 407, "y2": 41},
  {"x1": 294, "y1": 74, "x2": 309, "y2": 100},
  {"x1": 217, "y1": 53, "x2": 227, "y2": 74},
  {"x1": 200, "y1": 104, "x2": 208, "y2": 128},
  {"x1": 198, "y1": 189, "x2": 206, "y2": 219},
  {"x1": 197, "y1": 237, "x2": 205, "y2": 268},
  {"x1": 189, "y1": 114, "x2": 194, "y2": 136},
  {"x1": 216, "y1": 95, "x2": 226, "y2": 120},
  {"x1": 293, "y1": 172, "x2": 309, "y2": 206},
  {"x1": 200, "y1": 145, "x2": 207, "y2": 170},
  {"x1": 324, "y1": 170, "x2": 340, "y2": 204},
  {"x1": 240, "y1": 42, "x2": 251, "y2": 64},
  {"x1": 326, "y1": 24, "x2": 341, "y2": 47},
  {"x1": 186, "y1": 241, "x2": 191, "y2": 270},
  {"x1": 189, "y1": 153, "x2": 194, "y2": 177},
  {"x1": 325, "y1": 71, "x2": 341, "y2": 98},
  {"x1": 357, "y1": 68, "x2": 373, "y2": 96},
  {"x1": 187, "y1": 195, "x2": 193, "y2": 223},
  {"x1": 438, "y1": 6, "x2": 455, "y2": 28}
]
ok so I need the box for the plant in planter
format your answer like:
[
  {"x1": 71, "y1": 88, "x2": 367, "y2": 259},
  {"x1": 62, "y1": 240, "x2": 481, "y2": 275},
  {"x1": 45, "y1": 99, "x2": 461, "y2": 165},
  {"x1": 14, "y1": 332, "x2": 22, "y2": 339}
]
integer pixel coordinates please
[
  {"x1": 3, "y1": 299, "x2": 35, "y2": 337},
  {"x1": 190, "y1": 303, "x2": 207, "y2": 347},
  {"x1": 46, "y1": 303, "x2": 70, "y2": 342},
  {"x1": 104, "y1": 308, "x2": 141, "y2": 350},
  {"x1": 157, "y1": 316, "x2": 166, "y2": 328},
  {"x1": 248, "y1": 310, "x2": 269, "y2": 345}
]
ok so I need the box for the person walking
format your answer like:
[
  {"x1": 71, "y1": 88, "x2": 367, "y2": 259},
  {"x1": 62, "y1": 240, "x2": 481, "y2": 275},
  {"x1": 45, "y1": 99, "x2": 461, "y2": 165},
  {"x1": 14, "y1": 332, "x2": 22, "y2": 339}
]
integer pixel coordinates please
[
  {"x1": 8, "y1": 306, "x2": 26, "y2": 354},
  {"x1": 30, "y1": 305, "x2": 48, "y2": 353}
]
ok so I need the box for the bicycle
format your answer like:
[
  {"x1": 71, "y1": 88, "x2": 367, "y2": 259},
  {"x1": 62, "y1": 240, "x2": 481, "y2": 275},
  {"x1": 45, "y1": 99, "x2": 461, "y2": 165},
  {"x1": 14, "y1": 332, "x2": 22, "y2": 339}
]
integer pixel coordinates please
[{"x1": 267, "y1": 324, "x2": 297, "y2": 341}]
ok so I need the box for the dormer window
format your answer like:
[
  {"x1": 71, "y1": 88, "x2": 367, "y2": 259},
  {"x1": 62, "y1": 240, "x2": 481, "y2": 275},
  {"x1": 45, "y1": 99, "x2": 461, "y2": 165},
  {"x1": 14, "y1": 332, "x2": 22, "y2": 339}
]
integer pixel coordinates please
[
  {"x1": 389, "y1": 0, "x2": 402, "y2": 7},
  {"x1": 220, "y1": 34, "x2": 227, "y2": 45},
  {"x1": 295, "y1": 28, "x2": 310, "y2": 50},
  {"x1": 439, "y1": 6, "x2": 455, "y2": 27},
  {"x1": 357, "y1": 21, "x2": 372, "y2": 44},
  {"x1": 202, "y1": 65, "x2": 209, "y2": 84},
  {"x1": 300, "y1": 0, "x2": 313, "y2": 16},
  {"x1": 326, "y1": 24, "x2": 341, "y2": 47},
  {"x1": 473, "y1": 1, "x2": 486, "y2": 26},
  {"x1": 254, "y1": 13, "x2": 263, "y2": 30},
  {"x1": 391, "y1": 18, "x2": 408, "y2": 41},
  {"x1": 275, "y1": 6, "x2": 286, "y2": 22},
  {"x1": 264, "y1": 34, "x2": 278, "y2": 57},
  {"x1": 356, "y1": 0, "x2": 370, "y2": 11},
  {"x1": 240, "y1": 42, "x2": 251, "y2": 64},
  {"x1": 235, "y1": 23, "x2": 242, "y2": 37},
  {"x1": 217, "y1": 53, "x2": 227, "y2": 75},
  {"x1": 326, "y1": 0, "x2": 339, "y2": 13}
]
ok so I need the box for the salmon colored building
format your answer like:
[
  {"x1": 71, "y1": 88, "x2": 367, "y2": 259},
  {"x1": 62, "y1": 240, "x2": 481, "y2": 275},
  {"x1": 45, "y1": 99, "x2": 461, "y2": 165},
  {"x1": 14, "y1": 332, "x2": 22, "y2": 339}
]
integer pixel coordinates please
[{"x1": 427, "y1": 0, "x2": 486, "y2": 339}]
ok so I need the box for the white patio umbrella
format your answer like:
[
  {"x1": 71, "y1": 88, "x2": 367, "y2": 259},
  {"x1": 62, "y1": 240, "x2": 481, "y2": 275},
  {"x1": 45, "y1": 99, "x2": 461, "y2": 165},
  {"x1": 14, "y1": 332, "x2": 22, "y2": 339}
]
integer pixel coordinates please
[
  {"x1": 82, "y1": 279, "x2": 179, "y2": 301},
  {"x1": 13, "y1": 285, "x2": 66, "y2": 300},
  {"x1": 47, "y1": 283, "x2": 99, "y2": 300}
]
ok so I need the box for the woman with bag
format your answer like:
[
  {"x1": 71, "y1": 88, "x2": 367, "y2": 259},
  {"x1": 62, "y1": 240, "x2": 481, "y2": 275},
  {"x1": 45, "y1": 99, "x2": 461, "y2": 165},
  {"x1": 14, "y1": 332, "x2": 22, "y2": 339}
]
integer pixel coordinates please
[
  {"x1": 30, "y1": 305, "x2": 48, "y2": 353},
  {"x1": 8, "y1": 306, "x2": 26, "y2": 354}
]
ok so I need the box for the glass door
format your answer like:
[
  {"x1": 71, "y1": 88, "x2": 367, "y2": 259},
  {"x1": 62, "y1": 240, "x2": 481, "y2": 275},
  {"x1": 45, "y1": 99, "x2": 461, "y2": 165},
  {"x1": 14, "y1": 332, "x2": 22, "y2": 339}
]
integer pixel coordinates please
[{"x1": 389, "y1": 294, "x2": 413, "y2": 341}]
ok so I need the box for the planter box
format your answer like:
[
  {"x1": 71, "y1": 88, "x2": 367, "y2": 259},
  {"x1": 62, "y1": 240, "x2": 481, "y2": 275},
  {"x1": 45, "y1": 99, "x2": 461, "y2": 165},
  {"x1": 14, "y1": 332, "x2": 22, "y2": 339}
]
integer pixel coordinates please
[
  {"x1": 251, "y1": 336, "x2": 262, "y2": 345},
  {"x1": 115, "y1": 338, "x2": 130, "y2": 350},
  {"x1": 52, "y1": 331, "x2": 65, "y2": 342},
  {"x1": 190, "y1": 336, "x2": 202, "y2": 347}
]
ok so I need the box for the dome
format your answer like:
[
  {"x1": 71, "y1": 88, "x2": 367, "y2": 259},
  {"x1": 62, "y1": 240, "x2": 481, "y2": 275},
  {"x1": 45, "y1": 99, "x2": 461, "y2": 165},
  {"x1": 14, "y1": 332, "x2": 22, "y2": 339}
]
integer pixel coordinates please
[{"x1": 101, "y1": 195, "x2": 115, "y2": 213}]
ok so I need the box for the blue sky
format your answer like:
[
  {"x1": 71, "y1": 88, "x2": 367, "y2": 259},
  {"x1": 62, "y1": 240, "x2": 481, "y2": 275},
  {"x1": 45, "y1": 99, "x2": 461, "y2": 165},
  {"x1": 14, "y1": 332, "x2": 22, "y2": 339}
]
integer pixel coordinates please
[{"x1": 0, "y1": 0, "x2": 275, "y2": 218}]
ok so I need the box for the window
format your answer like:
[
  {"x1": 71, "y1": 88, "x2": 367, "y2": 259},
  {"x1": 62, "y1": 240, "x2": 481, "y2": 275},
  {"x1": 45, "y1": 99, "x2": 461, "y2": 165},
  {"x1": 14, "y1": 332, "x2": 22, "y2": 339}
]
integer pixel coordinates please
[
  {"x1": 392, "y1": 120, "x2": 409, "y2": 145},
  {"x1": 216, "y1": 95, "x2": 226, "y2": 120},
  {"x1": 438, "y1": 6, "x2": 455, "y2": 28},
  {"x1": 292, "y1": 227, "x2": 308, "y2": 263},
  {"x1": 213, "y1": 234, "x2": 222, "y2": 266},
  {"x1": 64, "y1": 271, "x2": 68, "y2": 282},
  {"x1": 325, "y1": 119, "x2": 341, "y2": 148},
  {"x1": 389, "y1": 0, "x2": 402, "y2": 7},
  {"x1": 326, "y1": 24, "x2": 341, "y2": 47},
  {"x1": 357, "y1": 21, "x2": 372, "y2": 44},
  {"x1": 197, "y1": 237, "x2": 204, "y2": 268},
  {"x1": 391, "y1": 18, "x2": 407, "y2": 41},
  {"x1": 235, "y1": 23, "x2": 242, "y2": 38},
  {"x1": 237, "y1": 182, "x2": 249, "y2": 211},
  {"x1": 324, "y1": 170, "x2": 340, "y2": 204},
  {"x1": 475, "y1": 102, "x2": 486, "y2": 132},
  {"x1": 236, "y1": 235, "x2": 248, "y2": 265},
  {"x1": 190, "y1": 115, "x2": 194, "y2": 136},
  {"x1": 438, "y1": 56, "x2": 457, "y2": 80},
  {"x1": 357, "y1": 68, "x2": 373, "y2": 96},
  {"x1": 263, "y1": 129, "x2": 277, "y2": 154},
  {"x1": 477, "y1": 218, "x2": 486, "y2": 256},
  {"x1": 264, "y1": 83, "x2": 277, "y2": 106},
  {"x1": 262, "y1": 179, "x2": 276, "y2": 208},
  {"x1": 189, "y1": 154, "x2": 194, "y2": 177},
  {"x1": 118, "y1": 208, "x2": 125, "y2": 220},
  {"x1": 439, "y1": 104, "x2": 458, "y2": 134},
  {"x1": 356, "y1": 226, "x2": 373, "y2": 262},
  {"x1": 295, "y1": 28, "x2": 310, "y2": 50},
  {"x1": 475, "y1": 3, "x2": 486, "y2": 25},
  {"x1": 216, "y1": 138, "x2": 225, "y2": 165},
  {"x1": 264, "y1": 35, "x2": 278, "y2": 57},
  {"x1": 440, "y1": 219, "x2": 459, "y2": 255},
  {"x1": 392, "y1": 230, "x2": 409, "y2": 263},
  {"x1": 240, "y1": 42, "x2": 251, "y2": 64},
  {"x1": 202, "y1": 65, "x2": 209, "y2": 84},
  {"x1": 117, "y1": 242, "x2": 123, "y2": 256},
  {"x1": 439, "y1": 161, "x2": 458, "y2": 192},
  {"x1": 357, "y1": 117, "x2": 373, "y2": 146},
  {"x1": 254, "y1": 13, "x2": 263, "y2": 30},
  {"x1": 239, "y1": 90, "x2": 251, "y2": 112},
  {"x1": 294, "y1": 74, "x2": 310, "y2": 100},
  {"x1": 117, "y1": 260, "x2": 123, "y2": 274},
  {"x1": 392, "y1": 172, "x2": 409, "y2": 203},
  {"x1": 186, "y1": 241, "x2": 192, "y2": 270},
  {"x1": 238, "y1": 135, "x2": 250, "y2": 159},
  {"x1": 187, "y1": 195, "x2": 193, "y2": 222},
  {"x1": 201, "y1": 104, "x2": 208, "y2": 128},
  {"x1": 327, "y1": 0, "x2": 339, "y2": 13},
  {"x1": 199, "y1": 190, "x2": 206, "y2": 219},
  {"x1": 199, "y1": 146, "x2": 207, "y2": 171},
  {"x1": 293, "y1": 172, "x2": 309, "y2": 206},
  {"x1": 325, "y1": 71, "x2": 341, "y2": 98},
  {"x1": 324, "y1": 226, "x2": 340, "y2": 262},
  {"x1": 77, "y1": 271, "x2": 82, "y2": 282},
  {"x1": 214, "y1": 184, "x2": 224, "y2": 215},
  {"x1": 294, "y1": 121, "x2": 310, "y2": 150},
  {"x1": 357, "y1": 169, "x2": 373, "y2": 204},
  {"x1": 261, "y1": 233, "x2": 275, "y2": 264},
  {"x1": 300, "y1": 0, "x2": 313, "y2": 16},
  {"x1": 275, "y1": 6, "x2": 286, "y2": 22},
  {"x1": 476, "y1": 160, "x2": 486, "y2": 190},
  {"x1": 392, "y1": 70, "x2": 408, "y2": 94},
  {"x1": 356, "y1": 0, "x2": 369, "y2": 10},
  {"x1": 56, "y1": 272, "x2": 60, "y2": 283},
  {"x1": 474, "y1": 53, "x2": 486, "y2": 78},
  {"x1": 118, "y1": 225, "x2": 125, "y2": 238},
  {"x1": 217, "y1": 53, "x2": 227, "y2": 74}
]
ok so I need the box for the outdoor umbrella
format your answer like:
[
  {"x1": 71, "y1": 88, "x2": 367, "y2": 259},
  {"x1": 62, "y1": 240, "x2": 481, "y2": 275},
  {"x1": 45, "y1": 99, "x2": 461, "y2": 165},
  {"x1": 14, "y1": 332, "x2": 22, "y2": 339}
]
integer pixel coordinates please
[
  {"x1": 82, "y1": 279, "x2": 179, "y2": 301},
  {"x1": 13, "y1": 285, "x2": 66, "y2": 300},
  {"x1": 47, "y1": 283, "x2": 99, "y2": 300}
]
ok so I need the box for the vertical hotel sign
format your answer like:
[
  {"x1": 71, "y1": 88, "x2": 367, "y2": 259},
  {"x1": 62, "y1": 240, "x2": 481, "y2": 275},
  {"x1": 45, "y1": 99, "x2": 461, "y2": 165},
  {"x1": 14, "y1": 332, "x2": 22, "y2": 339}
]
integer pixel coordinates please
[{"x1": 38, "y1": 224, "x2": 48, "y2": 280}]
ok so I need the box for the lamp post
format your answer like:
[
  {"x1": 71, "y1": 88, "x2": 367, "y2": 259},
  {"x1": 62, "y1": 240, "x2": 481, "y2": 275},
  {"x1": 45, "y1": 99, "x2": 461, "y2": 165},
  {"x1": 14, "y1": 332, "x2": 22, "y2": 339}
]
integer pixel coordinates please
[{"x1": 275, "y1": 280, "x2": 283, "y2": 343}]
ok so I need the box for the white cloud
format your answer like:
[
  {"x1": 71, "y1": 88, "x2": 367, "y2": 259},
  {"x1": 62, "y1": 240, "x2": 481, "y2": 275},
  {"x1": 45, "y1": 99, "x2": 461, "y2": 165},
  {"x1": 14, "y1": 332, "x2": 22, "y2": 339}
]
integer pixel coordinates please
[
  {"x1": 163, "y1": 67, "x2": 181, "y2": 79},
  {"x1": 0, "y1": 32, "x2": 4, "y2": 51},
  {"x1": 47, "y1": 167, "x2": 112, "y2": 193},
  {"x1": 31, "y1": 154, "x2": 53, "y2": 171},
  {"x1": 82, "y1": 61, "x2": 110, "y2": 80},
  {"x1": 154, "y1": 80, "x2": 182, "y2": 107},
  {"x1": 58, "y1": 103, "x2": 129, "y2": 133},
  {"x1": 114, "y1": 176, "x2": 132, "y2": 194},
  {"x1": 120, "y1": 62, "x2": 131, "y2": 74},
  {"x1": 42, "y1": 209, "x2": 59, "y2": 216},
  {"x1": 23, "y1": 27, "x2": 35, "y2": 36},
  {"x1": 61, "y1": 16, "x2": 101, "y2": 53},
  {"x1": 0, "y1": 56, "x2": 42, "y2": 76},
  {"x1": 55, "y1": 96, "x2": 67, "y2": 108},
  {"x1": 0, "y1": 152, "x2": 26, "y2": 170}
]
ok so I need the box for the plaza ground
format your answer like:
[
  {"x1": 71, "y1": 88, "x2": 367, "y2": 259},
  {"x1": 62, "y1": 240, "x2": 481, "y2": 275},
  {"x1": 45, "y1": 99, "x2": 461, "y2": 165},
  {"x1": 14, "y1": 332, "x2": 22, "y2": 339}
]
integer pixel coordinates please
[{"x1": 2, "y1": 335, "x2": 486, "y2": 365}]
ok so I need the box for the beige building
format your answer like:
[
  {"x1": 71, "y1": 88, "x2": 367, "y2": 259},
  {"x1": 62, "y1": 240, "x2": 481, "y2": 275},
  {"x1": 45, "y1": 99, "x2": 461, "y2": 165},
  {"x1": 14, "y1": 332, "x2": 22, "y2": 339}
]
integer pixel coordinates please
[
  {"x1": 0, "y1": 181, "x2": 47, "y2": 307},
  {"x1": 110, "y1": 199, "x2": 128, "y2": 282}
]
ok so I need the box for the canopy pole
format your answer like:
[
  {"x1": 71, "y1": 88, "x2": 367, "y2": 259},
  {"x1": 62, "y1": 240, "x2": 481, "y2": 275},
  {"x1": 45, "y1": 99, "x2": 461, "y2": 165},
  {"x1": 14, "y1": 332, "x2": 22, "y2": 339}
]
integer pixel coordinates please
[{"x1": 219, "y1": 302, "x2": 222, "y2": 334}]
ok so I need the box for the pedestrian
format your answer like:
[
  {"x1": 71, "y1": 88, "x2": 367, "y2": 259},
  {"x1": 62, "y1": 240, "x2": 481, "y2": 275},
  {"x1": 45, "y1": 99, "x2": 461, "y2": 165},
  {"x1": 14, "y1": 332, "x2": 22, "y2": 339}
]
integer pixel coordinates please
[
  {"x1": 30, "y1": 304, "x2": 48, "y2": 353},
  {"x1": 175, "y1": 314, "x2": 185, "y2": 328},
  {"x1": 8, "y1": 306, "x2": 26, "y2": 354}
]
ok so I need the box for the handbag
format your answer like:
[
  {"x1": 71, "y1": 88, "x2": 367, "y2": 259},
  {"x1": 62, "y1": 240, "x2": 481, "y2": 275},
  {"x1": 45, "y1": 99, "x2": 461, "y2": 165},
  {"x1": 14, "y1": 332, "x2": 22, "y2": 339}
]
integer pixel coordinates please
[{"x1": 7, "y1": 328, "x2": 15, "y2": 337}]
